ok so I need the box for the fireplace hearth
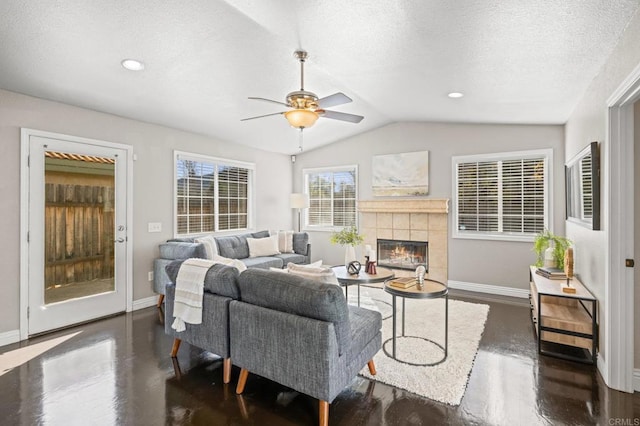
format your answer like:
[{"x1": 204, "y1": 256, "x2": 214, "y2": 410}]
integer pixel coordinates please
[{"x1": 377, "y1": 239, "x2": 428, "y2": 271}]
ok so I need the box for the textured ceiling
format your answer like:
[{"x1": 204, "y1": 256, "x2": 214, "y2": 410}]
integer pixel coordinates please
[{"x1": 0, "y1": 1, "x2": 638, "y2": 154}]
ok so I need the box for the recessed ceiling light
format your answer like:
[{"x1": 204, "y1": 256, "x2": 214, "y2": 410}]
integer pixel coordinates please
[
  {"x1": 448, "y1": 92, "x2": 464, "y2": 98},
  {"x1": 121, "y1": 59, "x2": 145, "y2": 71}
]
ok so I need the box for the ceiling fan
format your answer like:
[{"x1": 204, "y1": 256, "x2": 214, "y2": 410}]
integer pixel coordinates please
[{"x1": 241, "y1": 50, "x2": 364, "y2": 129}]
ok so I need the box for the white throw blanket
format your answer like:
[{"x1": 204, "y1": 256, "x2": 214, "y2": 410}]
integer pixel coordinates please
[{"x1": 171, "y1": 258, "x2": 216, "y2": 332}]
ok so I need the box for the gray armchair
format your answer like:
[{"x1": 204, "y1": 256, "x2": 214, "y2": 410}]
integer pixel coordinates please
[
  {"x1": 229, "y1": 269, "x2": 382, "y2": 426},
  {"x1": 164, "y1": 260, "x2": 241, "y2": 384}
]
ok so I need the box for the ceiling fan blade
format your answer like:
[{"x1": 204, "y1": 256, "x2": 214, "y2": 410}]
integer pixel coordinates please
[
  {"x1": 248, "y1": 97, "x2": 290, "y2": 107},
  {"x1": 320, "y1": 110, "x2": 364, "y2": 123},
  {"x1": 317, "y1": 92, "x2": 352, "y2": 108},
  {"x1": 241, "y1": 111, "x2": 286, "y2": 121}
]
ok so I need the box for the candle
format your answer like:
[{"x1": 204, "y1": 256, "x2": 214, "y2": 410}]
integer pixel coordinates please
[{"x1": 369, "y1": 250, "x2": 376, "y2": 262}]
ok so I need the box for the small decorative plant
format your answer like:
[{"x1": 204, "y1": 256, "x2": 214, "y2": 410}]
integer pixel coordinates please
[
  {"x1": 330, "y1": 226, "x2": 364, "y2": 246},
  {"x1": 533, "y1": 229, "x2": 572, "y2": 269}
]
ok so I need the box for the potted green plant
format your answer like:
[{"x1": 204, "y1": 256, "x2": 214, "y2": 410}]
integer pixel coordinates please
[
  {"x1": 330, "y1": 226, "x2": 364, "y2": 265},
  {"x1": 533, "y1": 229, "x2": 572, "y2": 269}
]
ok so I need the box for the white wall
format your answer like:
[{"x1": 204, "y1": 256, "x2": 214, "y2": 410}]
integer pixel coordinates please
[
  {"x1": 293, "y1": 122, "x2": 565, "y2": 289},
  {"x1": 0, "y1": 89, "x2": 292, "y2": 335},
  {"x1": 564, "y1": 10, "x2": 640, "y2": 366}
]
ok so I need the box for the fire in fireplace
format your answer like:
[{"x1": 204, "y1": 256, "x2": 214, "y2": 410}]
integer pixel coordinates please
[{"x1": 376, "y1": 239, "x2": 428, "y2": 271}]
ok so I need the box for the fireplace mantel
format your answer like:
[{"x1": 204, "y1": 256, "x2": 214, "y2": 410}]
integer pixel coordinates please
[{"x1": 358, "y1": 199, "x2": 449, "y2": 214}]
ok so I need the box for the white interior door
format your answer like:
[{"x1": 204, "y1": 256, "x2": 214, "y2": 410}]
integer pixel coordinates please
[{"x1": 27, "y1": 134, "x2": 129, "y2": 335}]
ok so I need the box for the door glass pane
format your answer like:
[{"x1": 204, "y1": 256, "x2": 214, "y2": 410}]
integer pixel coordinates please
[{"x1": 44, "y1": 151, "x2": 115, "y2": 304}]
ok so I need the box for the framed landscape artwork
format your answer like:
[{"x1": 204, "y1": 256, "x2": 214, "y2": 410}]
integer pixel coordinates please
[{"x1": 372, "y1": 151, "x2": 429, "y2": 196}]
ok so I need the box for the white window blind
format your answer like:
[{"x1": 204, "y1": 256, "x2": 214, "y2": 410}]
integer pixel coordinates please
[
  {"x1": 304, "y1": 166, "x2": 357, "y2": 229},
  {"x1": 453, "y1": 150, "x2": 551, "y2": 241},
  {"x1": 175, "y1": 152, "x2": 253, "y2": 236}
]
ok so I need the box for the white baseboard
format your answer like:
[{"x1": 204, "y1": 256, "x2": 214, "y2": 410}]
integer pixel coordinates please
[
  {"x1": 634, "y1": 369, "x2": 640, "y2": 392},
  {"x1": 132, "y1": 296, "x2": 158, "y2": 311},
  {"x1": 448, "y1": 280, "x2": 529, "y2": 299},
  {"x1": 598, "y1": 355, "x2": 609, "y2": 388},
  {"x1": 0, "y1": 329, "x2": 21, "y2": 348}
]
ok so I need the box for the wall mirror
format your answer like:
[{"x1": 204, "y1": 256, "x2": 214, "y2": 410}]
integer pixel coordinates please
[{"x1": 565, "y1": 141, "x2": 600, "y2": 230}]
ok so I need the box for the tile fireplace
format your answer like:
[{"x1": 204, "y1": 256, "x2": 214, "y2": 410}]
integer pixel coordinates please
[{"x1": 358, "y1": 199, "x2": 449, "y2": 282}]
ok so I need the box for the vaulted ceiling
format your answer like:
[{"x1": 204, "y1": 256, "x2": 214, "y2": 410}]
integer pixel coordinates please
[{"x1": 1, "y1": 1, "x2": 638, "y2": 154}]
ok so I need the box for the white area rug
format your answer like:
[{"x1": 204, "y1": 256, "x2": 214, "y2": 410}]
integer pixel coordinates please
[{"x1": 351, "y1": 286, "x2": 489, "y2": 406}]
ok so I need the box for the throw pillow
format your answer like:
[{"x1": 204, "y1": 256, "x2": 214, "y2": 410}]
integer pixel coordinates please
[
  {"x1": 273, "y1": 230, "x2": 295, "y2": 253},
  {"x1": 247, "y1": 235, "x2": 280, "y2": 257},
  {"x1": 287, "y1": 262, "x2": 339, "y2": 285},
  {"x1": 269, "y1": 261, "x2": 321, "y2": 273},
  {"x1": 213, "y1": 254, "x2": 247, "y2": 272},
  {"x1": 194, "y1": 235, "x2": 218, "y2": 260}
]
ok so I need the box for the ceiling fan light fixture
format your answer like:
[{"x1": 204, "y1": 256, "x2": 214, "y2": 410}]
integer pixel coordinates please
[{"x1": 284, "y1": 109, "x2": 318, "y2": 129}]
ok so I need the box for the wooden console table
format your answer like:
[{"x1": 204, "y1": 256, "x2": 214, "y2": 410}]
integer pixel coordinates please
[{"x1": 529, "y1": 266, "x2": 598, "y2": 364}]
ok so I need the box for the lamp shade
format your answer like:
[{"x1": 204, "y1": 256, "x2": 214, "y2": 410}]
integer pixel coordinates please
[
  {"x1": 290, "y1": 193, "x2": 310, "y2": 209},
  {"x1": 284, "y1": 109, "x2": 319, "y2": 129}
]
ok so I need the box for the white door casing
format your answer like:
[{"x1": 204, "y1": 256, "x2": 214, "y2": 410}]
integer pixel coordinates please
[
  {"x1": 20, "y1": 129, "x2": 133, "y2": 338},
  {"x1": 603, "y1": 61, "x2": 640, "y2": 393}
]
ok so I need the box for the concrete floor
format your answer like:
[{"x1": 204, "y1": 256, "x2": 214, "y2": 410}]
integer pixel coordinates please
[{"x1": 1, "y1": 290, "x2": 638, "y2": 425}]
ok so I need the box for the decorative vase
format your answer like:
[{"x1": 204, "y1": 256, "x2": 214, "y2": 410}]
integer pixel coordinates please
[
  {"x1": 543, "y1": 245, "x2": 556, "y2": 268},
  {"x1": 344, "y1": 245, "x2": 357, "y2": 266}
]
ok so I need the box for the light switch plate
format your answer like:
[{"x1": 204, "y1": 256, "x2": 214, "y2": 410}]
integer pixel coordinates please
[
  {"x1": 148, "y1": 271, "x2": 154, "y2": 281},
  {"x1": 148, "y1": 222, "x2": 162, "y2": 233}
]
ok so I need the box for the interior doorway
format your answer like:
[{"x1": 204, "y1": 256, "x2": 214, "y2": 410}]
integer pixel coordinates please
[
  {"x1": 606, "y1": 66, "x2": 640, "y2": 393},
  {"x1": 20, "y1": 129, "x2": 133, "y2": 337},
  {"x1": 635, "y1": 100, "x2": 640, "y2": 390}
]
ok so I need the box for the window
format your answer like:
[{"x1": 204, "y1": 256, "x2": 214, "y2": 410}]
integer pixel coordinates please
[
  {"x1": 174, "y1": 151, "x2": 254, "y2": 236},
  {"x1": 304, "y1": 166, "x2": 358, "y2": 229},
  {"x1": 452, "y1": 149, "x2": 552, "y2": 241}
]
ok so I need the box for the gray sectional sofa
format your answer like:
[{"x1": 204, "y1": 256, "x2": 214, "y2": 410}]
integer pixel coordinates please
[
  {"x1": 153, "y1": 230, "x2": 310, "y2": 306},
  {"x1": 163, "y1": 262, "x2": 382, "y2": 426}
]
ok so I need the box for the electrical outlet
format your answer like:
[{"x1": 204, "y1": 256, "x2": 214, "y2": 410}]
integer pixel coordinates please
[
  {"x1": 148, "y1": 271, "x2": 154, "y2": 281},
  {"x1": 148, "y1": 222, "x2": 162, "y2": 233}
]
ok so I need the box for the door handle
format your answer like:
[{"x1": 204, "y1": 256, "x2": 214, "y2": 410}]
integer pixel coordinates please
[{"x1": 115, "y1": 237, "x2": 125, "y2": 243}]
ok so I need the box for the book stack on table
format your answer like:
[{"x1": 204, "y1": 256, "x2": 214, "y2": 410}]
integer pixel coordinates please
[
  {"x1": 535, "y1": 267, "x2": 566, "y2": 280},
  {"x1": 388, "y1": 277, "x2": 416, "y2": 289}
]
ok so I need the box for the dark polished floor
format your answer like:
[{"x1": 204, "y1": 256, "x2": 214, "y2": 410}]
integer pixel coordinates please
[{"x1": 1, "y1": 291, "x2": 639, "y2": 425}]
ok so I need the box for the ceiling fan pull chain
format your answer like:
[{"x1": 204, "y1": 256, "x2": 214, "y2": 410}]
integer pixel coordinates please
[
  {"x1": 300, "y1": 54, "x2": 305, "y2": 90},
  {"x1": 298, "y1": 128, "x2": 304, "y2": 152}
]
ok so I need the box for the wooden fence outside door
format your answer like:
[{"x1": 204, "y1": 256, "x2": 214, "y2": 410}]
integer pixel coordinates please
[{"x1": 44, "y1": 182, "x2": 115, "y2": 289}]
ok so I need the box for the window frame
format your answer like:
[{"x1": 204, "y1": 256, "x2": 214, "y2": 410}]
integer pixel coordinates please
[
  {"x1": 173, "y1": 150, "x2": 255, "y2": 237},
  {"x1": 452, "y1": 148, "x2": 553, "y2": 242},
  {"x1": 302, "y1": 165, "x2": 359, "y2": 232}
]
